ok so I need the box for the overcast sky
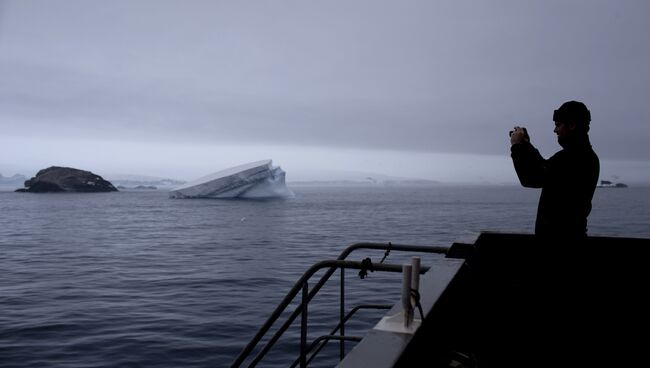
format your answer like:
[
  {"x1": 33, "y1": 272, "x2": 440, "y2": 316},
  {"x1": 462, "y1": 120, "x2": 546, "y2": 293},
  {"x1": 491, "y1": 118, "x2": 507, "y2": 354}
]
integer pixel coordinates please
[{"x1": 1, "y1": 0, "x2": 649, "y2": 183}]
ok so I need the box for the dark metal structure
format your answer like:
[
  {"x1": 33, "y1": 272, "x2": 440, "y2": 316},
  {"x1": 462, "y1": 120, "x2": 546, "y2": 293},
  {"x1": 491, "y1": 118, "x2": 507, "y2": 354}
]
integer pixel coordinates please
[
  {"x1": 347, "y1": 232, "x2": 650, "y2": 367},
  {"x1": 233, "y1": 233, "x2": 650, "y2": 367}
]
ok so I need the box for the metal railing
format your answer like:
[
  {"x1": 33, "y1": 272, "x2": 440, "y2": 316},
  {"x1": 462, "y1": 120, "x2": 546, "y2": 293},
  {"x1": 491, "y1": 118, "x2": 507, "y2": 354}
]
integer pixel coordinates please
[
  {"x1": 231, "y1": 242, "x2": 449, "y2": 367},
  {"x1": 289, "y1": 304, "x2": 392, "y2": 368}
]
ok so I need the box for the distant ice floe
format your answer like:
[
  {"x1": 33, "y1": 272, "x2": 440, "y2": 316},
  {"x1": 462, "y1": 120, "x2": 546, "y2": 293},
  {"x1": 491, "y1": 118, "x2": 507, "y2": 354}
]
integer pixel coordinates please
[{"x1": 169, "y1": 160, "x2": 294, "y2": 199}]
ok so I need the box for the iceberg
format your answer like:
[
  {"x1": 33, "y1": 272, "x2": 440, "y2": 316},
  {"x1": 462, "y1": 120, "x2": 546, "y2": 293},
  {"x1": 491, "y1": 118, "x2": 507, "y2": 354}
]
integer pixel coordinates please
[{"x1": 169, "y1": 160, "x2": 294, "y2": 199}]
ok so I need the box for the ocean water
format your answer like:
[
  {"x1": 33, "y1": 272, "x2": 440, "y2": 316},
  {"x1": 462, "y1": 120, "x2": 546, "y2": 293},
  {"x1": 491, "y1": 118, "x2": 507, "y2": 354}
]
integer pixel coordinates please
[{"x1": 1, "y1": 185, "x2": 649, "y2": 367}]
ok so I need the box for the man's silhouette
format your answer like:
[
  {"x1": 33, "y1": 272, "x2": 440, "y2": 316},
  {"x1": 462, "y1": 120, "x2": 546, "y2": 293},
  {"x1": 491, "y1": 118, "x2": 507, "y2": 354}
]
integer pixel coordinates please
[{"x1": 510, "y1": 100, "x2": 600, "y2": 239}]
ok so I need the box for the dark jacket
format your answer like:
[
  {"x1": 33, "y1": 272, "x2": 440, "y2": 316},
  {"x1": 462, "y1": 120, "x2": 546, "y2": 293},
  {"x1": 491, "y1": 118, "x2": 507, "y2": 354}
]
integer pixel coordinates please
[{"x1": 511, "y1": 137, "x2": 600, "y2": 238}]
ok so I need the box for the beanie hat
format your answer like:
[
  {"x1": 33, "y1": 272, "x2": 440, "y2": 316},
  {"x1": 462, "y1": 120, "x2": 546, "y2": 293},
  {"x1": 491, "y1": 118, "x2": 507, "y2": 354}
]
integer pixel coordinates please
[{"x1": 553, "y1": 101, "x2": 591, "y2": 127}]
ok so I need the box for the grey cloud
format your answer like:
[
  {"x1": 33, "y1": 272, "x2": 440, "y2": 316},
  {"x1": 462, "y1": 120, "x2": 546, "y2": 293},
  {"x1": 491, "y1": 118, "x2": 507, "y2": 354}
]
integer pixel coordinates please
[{"x1": 1, "y1": 0, "x2": 649, "y2": 163}]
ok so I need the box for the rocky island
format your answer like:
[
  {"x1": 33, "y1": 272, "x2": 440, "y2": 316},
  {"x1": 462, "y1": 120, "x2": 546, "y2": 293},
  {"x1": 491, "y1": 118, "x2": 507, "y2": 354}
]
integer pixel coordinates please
[
  {"x1": 597, "y1": 180, "x2": 628, "y2": 188},
  {"x1": 15, "y1": 166, "x2": 118, "y2": 193}
]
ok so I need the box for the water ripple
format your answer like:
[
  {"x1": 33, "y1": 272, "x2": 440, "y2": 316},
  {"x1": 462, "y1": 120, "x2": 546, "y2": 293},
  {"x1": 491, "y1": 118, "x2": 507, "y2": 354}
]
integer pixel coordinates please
[{"x1": 1, "y1": 187, "x2": 648, "y2": 367}]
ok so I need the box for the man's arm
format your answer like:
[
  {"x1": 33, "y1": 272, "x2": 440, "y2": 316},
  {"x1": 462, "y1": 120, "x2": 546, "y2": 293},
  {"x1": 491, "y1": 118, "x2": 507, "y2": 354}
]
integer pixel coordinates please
[{"x1": 510, "y1": 126, "x2": 546, "y2": 188}]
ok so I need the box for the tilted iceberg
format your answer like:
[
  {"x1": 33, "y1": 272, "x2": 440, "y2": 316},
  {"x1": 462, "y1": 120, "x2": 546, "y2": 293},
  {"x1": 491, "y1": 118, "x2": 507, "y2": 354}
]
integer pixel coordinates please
[{"x1": 169, "y1": 160, "x2": 294, "y2": 199}]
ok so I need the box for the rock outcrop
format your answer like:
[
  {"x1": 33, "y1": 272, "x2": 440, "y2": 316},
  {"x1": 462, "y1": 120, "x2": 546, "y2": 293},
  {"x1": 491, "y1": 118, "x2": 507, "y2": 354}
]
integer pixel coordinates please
[
  {"x1": 16, "y1": 166, "x2": 118, "y2": 193},
  {"x1": 597, "y1": 180, "x2": 628, "y2": 188}
]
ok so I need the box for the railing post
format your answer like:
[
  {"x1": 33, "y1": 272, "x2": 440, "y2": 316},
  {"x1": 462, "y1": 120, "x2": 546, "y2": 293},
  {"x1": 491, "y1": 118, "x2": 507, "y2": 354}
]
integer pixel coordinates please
[
  {"x1": 300, "y1": 281, "x2": 308, "y2": 368},
  {"x1": 411, "y1": 256, "x2": 421, "y2": 293},
  {"x1": 339, "y1": 267, "x2": 345, "y2": 361},
  {"x1": 402, "y1": 264, "x2": 413, "y2": 327}
]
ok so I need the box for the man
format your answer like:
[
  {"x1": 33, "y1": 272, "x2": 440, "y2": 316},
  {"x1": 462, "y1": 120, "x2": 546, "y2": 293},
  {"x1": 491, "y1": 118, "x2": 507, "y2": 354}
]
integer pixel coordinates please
[
  {"x1": 505, "y1": 102, "x2": 601, "y2": 367},
  {"x1": 510, "y1": 100, "x2": 600, "y2": 239}
]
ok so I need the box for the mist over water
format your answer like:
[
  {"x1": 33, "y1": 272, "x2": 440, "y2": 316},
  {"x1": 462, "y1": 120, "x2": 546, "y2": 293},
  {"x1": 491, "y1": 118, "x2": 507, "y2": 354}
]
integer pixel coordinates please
[{"x1": 1, "y1": 185, "x2": 648, "y2": 367}]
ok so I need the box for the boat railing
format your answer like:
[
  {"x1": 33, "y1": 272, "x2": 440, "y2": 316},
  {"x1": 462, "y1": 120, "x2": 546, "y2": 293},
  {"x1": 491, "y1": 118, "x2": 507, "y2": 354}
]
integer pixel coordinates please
[
  {"x1": 288, "y1": 304, "x2": 392, "y2": 368},
  {"x1": 230, "y1": 242, "x2": 450, "y2": 367}
]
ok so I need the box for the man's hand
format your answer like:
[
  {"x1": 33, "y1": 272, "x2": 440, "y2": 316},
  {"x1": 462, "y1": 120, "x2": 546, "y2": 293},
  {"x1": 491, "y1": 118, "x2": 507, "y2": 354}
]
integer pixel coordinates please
[{"x1": 510, "y1": 126, "x2": 530, "y2": 145}]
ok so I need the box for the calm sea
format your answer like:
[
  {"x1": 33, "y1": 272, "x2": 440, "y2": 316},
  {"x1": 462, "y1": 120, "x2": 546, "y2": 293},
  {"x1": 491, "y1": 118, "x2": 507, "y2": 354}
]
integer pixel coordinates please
[{"x1": 1, "y1": 185, "x2": 649, "y2": 367}]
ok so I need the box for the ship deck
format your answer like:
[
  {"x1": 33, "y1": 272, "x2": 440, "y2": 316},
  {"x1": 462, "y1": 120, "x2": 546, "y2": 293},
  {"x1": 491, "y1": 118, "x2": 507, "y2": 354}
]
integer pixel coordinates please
[{"x1": 338, "y1": 232, "x2": 650, "y2": 367}]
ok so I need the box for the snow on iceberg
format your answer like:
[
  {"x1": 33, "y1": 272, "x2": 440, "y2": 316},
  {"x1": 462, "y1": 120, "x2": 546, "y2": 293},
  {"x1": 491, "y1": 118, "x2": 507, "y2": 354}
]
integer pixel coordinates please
[{"x1": 169, "y1": 160, "x2": 294, "y2": 199}]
